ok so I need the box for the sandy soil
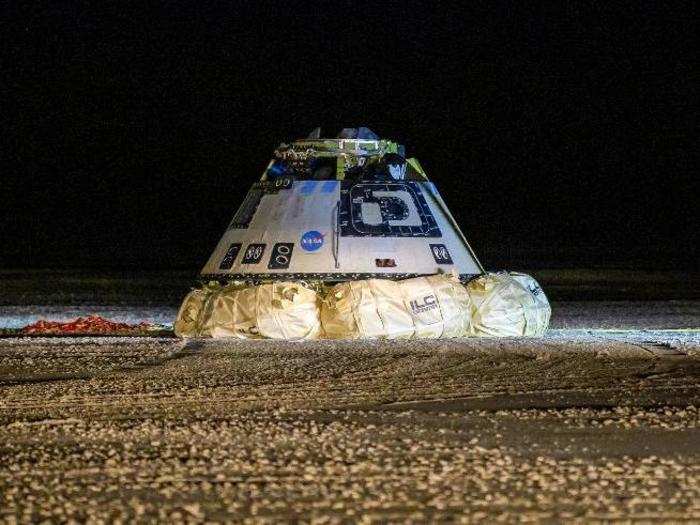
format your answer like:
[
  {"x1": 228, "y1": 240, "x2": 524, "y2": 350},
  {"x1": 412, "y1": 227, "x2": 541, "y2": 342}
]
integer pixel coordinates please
[
  {"x1": 1, "y1": 333, "x2": 698, "y2": 522},
  {"x1": 1, "y1": 271, "x2": 698, "y2": 521}
]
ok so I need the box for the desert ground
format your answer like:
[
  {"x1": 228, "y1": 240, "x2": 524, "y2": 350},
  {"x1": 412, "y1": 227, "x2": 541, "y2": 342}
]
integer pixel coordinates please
[{"x1": 0, "y1": 270, "x2": 698, "y2": 522}]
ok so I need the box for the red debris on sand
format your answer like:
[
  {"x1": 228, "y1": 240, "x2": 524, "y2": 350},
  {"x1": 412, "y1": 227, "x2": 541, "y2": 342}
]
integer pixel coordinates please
[{"x1": 21, "y1": 315, "x2": 154, "y2": 335}]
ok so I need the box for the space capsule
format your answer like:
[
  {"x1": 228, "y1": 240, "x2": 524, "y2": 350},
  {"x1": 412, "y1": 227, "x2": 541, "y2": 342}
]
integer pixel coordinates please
[{"x1": 201, "y1": 127, "x2": 484, "y2": 282}]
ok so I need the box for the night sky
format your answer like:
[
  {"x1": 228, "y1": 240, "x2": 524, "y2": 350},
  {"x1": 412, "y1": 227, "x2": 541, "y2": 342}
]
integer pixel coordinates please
[{"x1": 2, "y1": 2, "x2": 696, "y2": 271}]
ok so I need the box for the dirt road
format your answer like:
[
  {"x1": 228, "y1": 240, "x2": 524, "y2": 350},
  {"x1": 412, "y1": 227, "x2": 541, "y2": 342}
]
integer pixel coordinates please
[{"x1": 1, "y1": 329, "x2": 698, "y2": 522}]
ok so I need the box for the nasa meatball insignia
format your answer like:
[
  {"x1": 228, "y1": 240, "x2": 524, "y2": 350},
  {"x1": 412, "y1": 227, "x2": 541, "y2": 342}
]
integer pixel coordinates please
[{"x1": 300, "y1": 231, "x2": 324, "y2": 252}]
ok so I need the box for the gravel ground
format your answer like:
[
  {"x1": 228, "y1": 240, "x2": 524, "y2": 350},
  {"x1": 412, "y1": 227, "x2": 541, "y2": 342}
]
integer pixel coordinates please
[
  {"x1": 1, "y1": 270, "x2": 698, "y2": 522},
  {"x1": 1, "y1": 331, "x2": 699, "y2": 522}
]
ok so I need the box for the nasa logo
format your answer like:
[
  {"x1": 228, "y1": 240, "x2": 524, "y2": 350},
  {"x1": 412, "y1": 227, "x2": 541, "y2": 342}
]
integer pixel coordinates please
[{"x1": 300, "y1": 230, "x2": 324, "y2": 252}]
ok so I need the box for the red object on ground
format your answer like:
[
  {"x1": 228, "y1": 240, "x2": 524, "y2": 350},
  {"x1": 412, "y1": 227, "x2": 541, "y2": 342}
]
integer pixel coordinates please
[{"x1": 21, "y1": 315, "x2": 153, "y2": 335}]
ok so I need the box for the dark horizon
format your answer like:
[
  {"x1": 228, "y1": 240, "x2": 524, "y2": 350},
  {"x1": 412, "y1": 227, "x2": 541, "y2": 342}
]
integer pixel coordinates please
[{"x1": 3, "y1": 3, "x2": 696, "y2": 271}]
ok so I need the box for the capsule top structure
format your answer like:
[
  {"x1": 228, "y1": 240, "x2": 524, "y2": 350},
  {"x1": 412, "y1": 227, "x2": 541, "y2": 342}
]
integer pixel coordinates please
[{"x1": 201, "y1": 127, "x2": 484, "y2": 283}]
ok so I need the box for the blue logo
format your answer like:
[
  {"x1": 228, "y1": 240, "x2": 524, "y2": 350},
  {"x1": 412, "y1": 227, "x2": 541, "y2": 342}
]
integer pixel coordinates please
[{"x1": 300, "y1": 230, "x2": 324, "y2": 252}]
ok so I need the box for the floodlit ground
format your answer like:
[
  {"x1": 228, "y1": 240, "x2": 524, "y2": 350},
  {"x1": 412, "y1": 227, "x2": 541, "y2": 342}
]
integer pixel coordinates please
[{"x1": 0, "y1": 271, "x2": 698, "y2": 522}]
